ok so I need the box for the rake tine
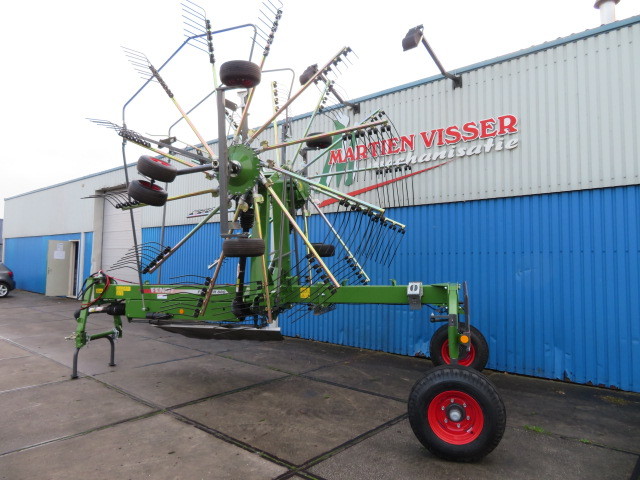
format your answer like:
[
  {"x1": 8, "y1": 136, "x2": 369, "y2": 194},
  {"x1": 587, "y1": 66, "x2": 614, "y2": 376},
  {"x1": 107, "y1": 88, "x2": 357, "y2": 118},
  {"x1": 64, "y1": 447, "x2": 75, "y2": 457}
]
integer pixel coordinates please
[
  {"x1": 255, "y1": 23, "x2": 270, "y2": 38},
  {"x1": 121, "y1": 46, "x2": 149, "y2": 63},
  {"x1": 183, "y1": 22, "x2": 206, "y2": 37},
  {"x1": 265, "y1": 0, "x2": 283, "y2": 14},
  {"x1": 184, "y1": 42, "x2": 209, "y2": 55},
  {"x1": 181, "y1": 3, "x2": 206, "y2": 22},
  {"x1": 258, "y1": 12, "x2": 276, "y2": 30},
  {"x1": 260, "y1": 3, "x2": 278, "y2": 17}
]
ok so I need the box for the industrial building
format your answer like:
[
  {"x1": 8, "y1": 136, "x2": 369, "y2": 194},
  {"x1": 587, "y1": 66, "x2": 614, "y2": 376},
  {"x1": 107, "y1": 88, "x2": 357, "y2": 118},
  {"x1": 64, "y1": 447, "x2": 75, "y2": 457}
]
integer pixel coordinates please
[{"x1": 4, "y1": 14, "x2": 639, "y2": 392}]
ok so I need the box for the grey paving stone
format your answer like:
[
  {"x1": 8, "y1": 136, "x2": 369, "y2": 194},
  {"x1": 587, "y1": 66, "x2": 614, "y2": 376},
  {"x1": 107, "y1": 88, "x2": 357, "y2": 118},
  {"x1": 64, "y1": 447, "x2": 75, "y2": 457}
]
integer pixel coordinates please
[
  {"x1": 0, "y1": 340, "x2": 31, "y2": 360},
  {"x1": 0, "y1": 355, "x2": 70, "y2": 392},
  {"x1": 97, "y1": 354, "x2": 289, "y2": 407},
  {"x1": 221, "y1": 337, "x2": 367, "y2": 374},
  {"x1": 152, "y1": 331, "x2": 259, "y2": 354},
  {"x1": 306, "y1": 350, "x2": 433, "y2": 399},
  {"x1": 0, "y1": 378, "x2": 153, "y2": 454},
  {"x1": 176, "y1": 376, "x2": 405, "y2": 465},
  {"x1": 0, "y1": 318, "x2": 76, "y2": 339},
  {"x1": 11, "y1": 333, "x2": 204, "y2": 376},
  {"x1": 0, "y1": 414, "x2": 288, "y2": 480},
  {"x1": 309, "y1": 419, "x2": 638, "y2": 480},
  {"x1": 488, "y1": 372, "x2": 640, "y2": 454}
]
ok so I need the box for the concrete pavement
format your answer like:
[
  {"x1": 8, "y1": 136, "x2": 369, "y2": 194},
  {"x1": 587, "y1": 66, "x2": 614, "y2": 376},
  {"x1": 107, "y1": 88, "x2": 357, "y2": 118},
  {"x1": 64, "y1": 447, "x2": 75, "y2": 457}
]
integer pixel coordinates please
[{"x1": 0, "y1": 290, "x2": 638, "y2": 479}]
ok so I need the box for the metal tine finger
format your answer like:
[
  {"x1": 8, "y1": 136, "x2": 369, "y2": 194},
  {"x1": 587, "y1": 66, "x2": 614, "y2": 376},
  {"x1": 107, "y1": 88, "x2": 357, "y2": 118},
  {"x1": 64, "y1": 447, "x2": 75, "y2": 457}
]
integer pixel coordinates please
[
  {"x1": 259, "y1": 10, "x2": 277, "y2": 27},
  {"x1": 254, "y1": 28, "x2": 270, "y2": 44},
  {"x1": 87, "y1": 118, "x2": 120, "y2": 130},
  {"x1": 250, "y1": 33, "x2": 264, "y2": 50},
  {"x1": 183, "y1": 18, "x2": 206, "y2": 35},
  {"x1": 102, "y1": 196, "x2": 120, "y2": 208},
  {"x1": 122, "y1": 46, "x2": 150, "y2": 64},
  {"x1": 122, "y1": 47, "x2": 155, "y2": 80},
  {"x1": 181, "y1": 1, "x2": 206, "y2": 21},
  {"x1": 260, "y1": 1, "x2": 279, "y2": 17},
  {"x1": 184, "y1": 27, "x2": 208, "y2": 41},
  {"x1": 266, "y1": 0, "x2": 284, "y2": 12},
  {"x1": 185, "y1": 42, "x2": 210, "y2": 55}
]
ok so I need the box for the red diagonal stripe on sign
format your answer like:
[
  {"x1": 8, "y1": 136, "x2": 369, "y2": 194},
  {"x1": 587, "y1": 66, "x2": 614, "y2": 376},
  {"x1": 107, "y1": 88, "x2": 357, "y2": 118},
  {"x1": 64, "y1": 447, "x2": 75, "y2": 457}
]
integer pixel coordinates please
[{"x1": 317, "y1": 160, "x2": 453, "y2": 208}]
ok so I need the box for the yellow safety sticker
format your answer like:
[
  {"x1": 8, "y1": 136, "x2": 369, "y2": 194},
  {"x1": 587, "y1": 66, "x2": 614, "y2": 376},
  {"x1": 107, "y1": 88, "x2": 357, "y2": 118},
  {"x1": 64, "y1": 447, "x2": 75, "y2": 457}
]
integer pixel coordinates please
[
  {"x1": 115, "y1": 286, "x2": 131, "y2": 296},
  {"x1": 300, "y1": 287, "x2": 310, "y2": 299},
  {"x1": 96, "y1": 288, "x2": 104, "y2": 294}
]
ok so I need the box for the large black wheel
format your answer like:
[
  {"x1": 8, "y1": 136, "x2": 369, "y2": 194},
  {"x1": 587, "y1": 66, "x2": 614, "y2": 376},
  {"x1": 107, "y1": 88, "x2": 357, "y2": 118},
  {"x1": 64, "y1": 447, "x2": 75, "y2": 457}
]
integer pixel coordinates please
[
  {"x1": 222, "y1": 238, "x2": 265, "y2": 258},
  {"x1": 408, "y1": 366, "x2": 506, "y2": 462},
  {"x1": 430, "y1": 324, "x2": 489, "y2": 371},
  {"x1": 306, "y1": 132, "x2": 333, "y2": 150},
  {"x1": 127, "y1": 180, "x2": 168, "y2": 207},
  {"x1": 220, "y1": 60, "x2": 261, "y2": 88},
  {"x1": 310, "y1": 243, "x2": 335, "y2": 257},
  {"x1": 137, "y1": 155, "x2": 177, "y2": 183},
  {"x1": 0, "y1": 282, "x2": 10, "y2": 298}
]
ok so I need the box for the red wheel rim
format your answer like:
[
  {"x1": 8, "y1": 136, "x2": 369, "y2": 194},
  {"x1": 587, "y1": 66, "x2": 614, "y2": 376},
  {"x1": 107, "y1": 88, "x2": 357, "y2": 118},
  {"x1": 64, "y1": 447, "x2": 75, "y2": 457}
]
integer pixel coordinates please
[
  {"x1": 441, "y1": 340, "x2": 476, "y2": 367},
  {"x1": 427, "y1": 390, "x2": 484, "y2": 445},
  {"x1": 139, "y1": 180, "x2": 163, "y2": 191}
]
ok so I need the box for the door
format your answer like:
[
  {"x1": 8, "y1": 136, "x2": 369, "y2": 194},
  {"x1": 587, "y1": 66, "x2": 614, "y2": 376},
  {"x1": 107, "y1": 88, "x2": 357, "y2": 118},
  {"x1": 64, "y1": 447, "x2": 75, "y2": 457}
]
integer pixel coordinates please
[{"x1": 45, "y1": 240, "x2": 76, "y2": 296}]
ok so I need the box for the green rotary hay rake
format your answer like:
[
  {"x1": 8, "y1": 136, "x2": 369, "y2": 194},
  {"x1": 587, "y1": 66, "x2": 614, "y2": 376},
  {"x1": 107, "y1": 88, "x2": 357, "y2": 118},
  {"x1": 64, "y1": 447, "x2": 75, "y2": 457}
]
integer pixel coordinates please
[{"x1": 73, "y1": 1, "x2": 505, "y2": 462}]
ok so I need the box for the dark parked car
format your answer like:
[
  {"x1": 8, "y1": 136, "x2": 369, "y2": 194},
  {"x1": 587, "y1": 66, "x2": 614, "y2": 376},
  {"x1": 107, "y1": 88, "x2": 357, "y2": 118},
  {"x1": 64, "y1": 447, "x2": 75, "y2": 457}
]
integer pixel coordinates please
[{"x1": 0, "y1": 263, "x2": 16, "y2": 297}]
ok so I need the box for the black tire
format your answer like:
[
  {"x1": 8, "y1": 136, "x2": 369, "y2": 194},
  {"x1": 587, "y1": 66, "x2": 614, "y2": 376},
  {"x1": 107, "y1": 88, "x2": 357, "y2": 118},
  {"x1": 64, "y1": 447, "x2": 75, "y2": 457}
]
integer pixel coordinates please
[
  {"x1": 430, "y1": 324, "x2": 489, "y2": 371},
  {"x1": 299, "y1": 64, "x2": 318, "y2": 85},
  {"x1": 408, "y1": 366, "x2": 506, "y2": 462},
  {"x1": 220, "y1": 60, "x2": 261, "y2": 88},
  {"x1": 306, "y1": 132, "x2": 333, "y2": 150},
  {"x1": 127, "y1": 180, "x2": 168, "y2": 207},
  {"x1": 0, "y1": 282, "x2": 9, "y2": 298},
  {"x1": 137, "y1": 155, "x2": 177, "y2": 183},
  {"x1": 222, "y1": 238, "x2": 265, "y2": 258},
  {"x1": 310, "y1": 243, "x2": 335, "y2": 257}
]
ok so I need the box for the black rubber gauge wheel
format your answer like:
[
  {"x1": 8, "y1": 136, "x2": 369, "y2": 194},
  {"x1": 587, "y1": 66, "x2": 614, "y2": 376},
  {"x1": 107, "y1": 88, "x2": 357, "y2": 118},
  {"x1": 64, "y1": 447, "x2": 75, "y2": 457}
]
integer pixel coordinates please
[
  {"x1": 306, "y1": 132, "x2": 333, "y2": 150},
  {"x1": 222, "y1": 238, "x2": 265, "y2": 258},
  {"x1": 137, "y1": 155, "x2": 177, "y2": 183},
  {"x1": 220, "y1": 60, "x2": 261, "y2": 88},
  {"x1": 430, "y1": 324, "x2": 489, "y2": 371},
  {"x1": 310, "y1": 243, "x2": 335, "y2": 257},
  {"x1": 127, "y1": 180, "x2": 168, "y2": 207},
  {"x1": 408, "y1": 366, "x2": 506, "y2": 462}
]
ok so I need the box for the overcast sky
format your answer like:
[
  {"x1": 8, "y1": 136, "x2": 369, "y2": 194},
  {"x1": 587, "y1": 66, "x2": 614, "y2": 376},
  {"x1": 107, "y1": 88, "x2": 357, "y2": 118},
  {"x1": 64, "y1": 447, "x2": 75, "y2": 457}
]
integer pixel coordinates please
[{"x1": 0, "y1": 0, "x2": 638, "y2": 218}]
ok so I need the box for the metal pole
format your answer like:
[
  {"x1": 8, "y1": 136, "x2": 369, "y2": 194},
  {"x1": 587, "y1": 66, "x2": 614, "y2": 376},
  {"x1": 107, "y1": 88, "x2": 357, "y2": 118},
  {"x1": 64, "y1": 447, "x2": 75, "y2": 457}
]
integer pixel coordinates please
[
  {"x1": 261, "y1": 175, "x2": 340, "y2": 288},
  {"x1": 216, "y1": 88, "x2": 230, "y2": 235},
  {"x1": 309, "y1": 198, "x2": 370, "y2": 283},
  {"x1": 148, "y1": 207, "x2": 220, "y2": 274}
]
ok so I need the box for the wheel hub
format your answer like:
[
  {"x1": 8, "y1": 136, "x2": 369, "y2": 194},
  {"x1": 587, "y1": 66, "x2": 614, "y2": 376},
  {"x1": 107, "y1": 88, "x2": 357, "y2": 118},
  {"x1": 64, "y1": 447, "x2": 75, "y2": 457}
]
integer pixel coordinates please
[
  {"x1": 428, "y1": 390, "x2": 484, "y2": 445},
  {"x1": 441, "y1": 339, "x2": 476, "y2": 367},
  {"x1": 446, "y1": 403, "x2": 465, "y2": 423},
  {"x1": 227, "y1": 145, "x2": 261, "y2": 194}
]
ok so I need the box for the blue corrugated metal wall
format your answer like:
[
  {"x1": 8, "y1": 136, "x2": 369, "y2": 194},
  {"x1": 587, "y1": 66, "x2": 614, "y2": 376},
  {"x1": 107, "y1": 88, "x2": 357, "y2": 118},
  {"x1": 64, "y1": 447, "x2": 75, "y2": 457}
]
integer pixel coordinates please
[
  {"x1": 142, "y1": 185, "x2": 639, "y2": 391},
  {"x1": 5, "y1": 233, "x2": 92, "y2": 294},
  {"x1": 142, "y1": 222, "x2": 238, "y2": 285}
]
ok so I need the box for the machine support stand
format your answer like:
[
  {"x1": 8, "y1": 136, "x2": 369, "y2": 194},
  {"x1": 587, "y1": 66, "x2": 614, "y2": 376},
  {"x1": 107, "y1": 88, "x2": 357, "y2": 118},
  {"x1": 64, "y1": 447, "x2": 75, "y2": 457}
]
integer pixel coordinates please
[
  {"x1": 71, "y1": 348, "x2": 81, "y2": 379},
  {"x1": 107, "y1": 334, "x2": 117, "y2": 367},
  {"x1": 70, "y1": 334, "x2": 117, "y2": 379}
]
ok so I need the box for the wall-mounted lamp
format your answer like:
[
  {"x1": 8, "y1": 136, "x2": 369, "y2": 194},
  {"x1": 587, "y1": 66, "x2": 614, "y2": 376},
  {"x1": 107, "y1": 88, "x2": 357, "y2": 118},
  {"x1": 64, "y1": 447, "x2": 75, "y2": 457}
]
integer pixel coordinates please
[{"x1": 402, "y1": 25, "x2": 462, "y2": 89}]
